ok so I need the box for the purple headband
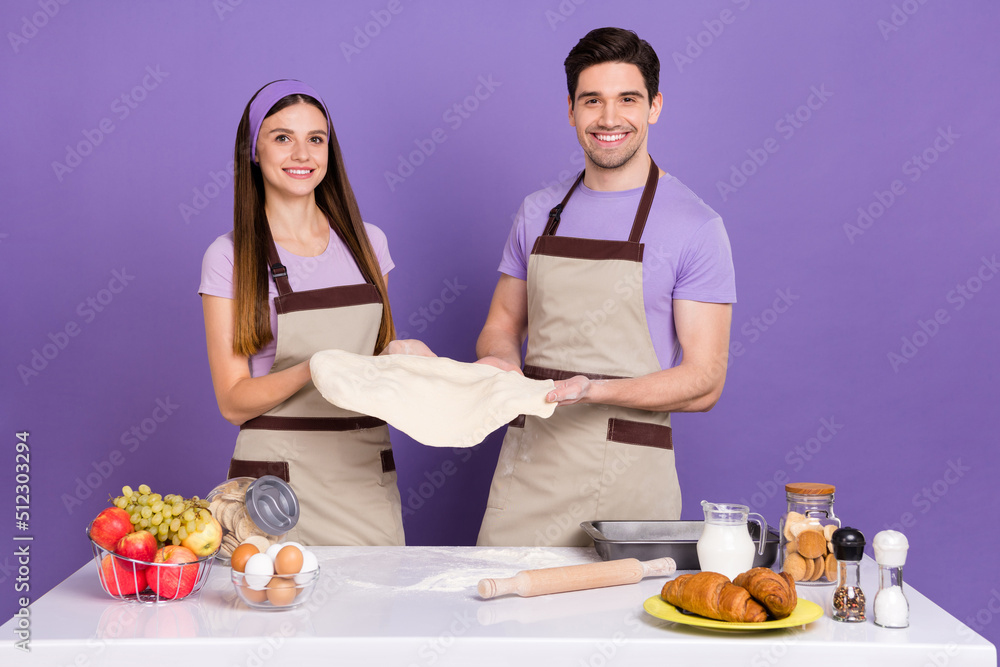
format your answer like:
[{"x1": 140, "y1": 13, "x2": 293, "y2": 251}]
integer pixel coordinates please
[{"x1": 248, "y1": 79, "x2": 332, "y2": 164}]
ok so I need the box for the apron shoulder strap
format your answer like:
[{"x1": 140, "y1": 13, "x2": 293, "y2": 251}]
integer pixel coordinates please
[
  {"x1": 543, "y1": 171, "x2": 585, "y2": 236},
  {"x1": 542, "y1": 157, "x2": 660, "y2": 242},
  {"x1": 263, "y1": 225, "x2": 293, "y2": 296},
  {"x1": 629, "y1": 158, "x2": 660, "y2": 244}
]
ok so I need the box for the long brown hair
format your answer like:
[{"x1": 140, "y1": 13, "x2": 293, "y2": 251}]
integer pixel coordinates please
[{"x1": 231, "y1": 86, "x2": 394, "y2": 357}]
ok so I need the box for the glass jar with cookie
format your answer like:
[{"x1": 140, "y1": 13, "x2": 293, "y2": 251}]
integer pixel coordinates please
[
  {"x1": 778, "y1": 482, "x2": 840, "y2": 586},
  {"x1": 206, "y1": 475, "x2": 300, "y2": 565}
]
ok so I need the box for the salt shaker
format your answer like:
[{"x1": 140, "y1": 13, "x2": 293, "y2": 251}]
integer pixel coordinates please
[
  {"x1": 830, "y1": 527, "x2": 866, "y2": 622},
  {"x1": 873, "y1": 530, "x2": 910, "y2": 628}
]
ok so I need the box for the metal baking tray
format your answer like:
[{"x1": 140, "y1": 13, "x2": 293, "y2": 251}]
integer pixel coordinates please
[{"x1": 580, "y1": 520, "x2": 779, "y2": 570}]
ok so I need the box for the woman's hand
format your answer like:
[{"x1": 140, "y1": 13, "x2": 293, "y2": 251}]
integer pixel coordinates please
[{"x1": 381, "y1": 339, "x2": 437, "y2": 357}]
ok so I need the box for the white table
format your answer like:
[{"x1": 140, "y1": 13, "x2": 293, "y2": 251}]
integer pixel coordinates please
[{"x1": 2, "y1": 547, "x2": 995, "y2": 666}]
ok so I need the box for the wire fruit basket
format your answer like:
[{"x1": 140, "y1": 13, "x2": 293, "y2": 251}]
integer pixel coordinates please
[{"x1": 88, "y1": 530, "x2": 216, "y2": 603}]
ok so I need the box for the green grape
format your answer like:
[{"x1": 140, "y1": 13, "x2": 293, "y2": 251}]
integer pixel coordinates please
[
  {"x1": 151, "y1": 501, "x2": 164, "y2": 513},
  {"x1": 182, "y1": 509, "x2": 196, "y2": 522},
  {"x1": 170, "y1": 518, "x2": 181, "y2": 532},
  {"x1": 138, "y1": 494, "x2": 149, "y2": 506},
  {"x1": 157, "y1": 524, "x2": 169, "y2": 541},
  {"x1": 138, "y1": 484, "x2": 151, "y2": 495},
  {"x1": 122, "y1": 485, "x2": 133, "y2": 497},
  {"x1": 150, "y1": 513, "x2": 163, "y2": 526},
  {"x1": 149, "y1": 493, "x2": 162, "y2": 503},
  {"x1": 172, "y1": 502, "x2": 185, "y2": 515},
  {"x1": 138, "y1": 518, "x2": 149, "y2": 529},
  {"x1": 171, "y1": 535, "x2": 181, "y2": 546},
  {"x1": 195, "y1": 521, "x2": 205, "y2": 532},
  {"x1": 198, "y1": 509, "x2": 211, "y2": 521},
  {"x1": 114, "y1": 497, "x2": 127, "y2": 509},
  {"x1": 140, "y1": 506, "x2": 152, "y2": 519},
  {"x1": 162, "y1": 507, "x2": 173, "y2": 519},
  {"x1": 185, "y1": 520, "x2": 196, "y2": 533},
  {"x1": 130, "y1": 511, "x2": 141, "y2": 524},
  {"x1": 177, "y1": 527, "x2": 188, "y2": 541}
]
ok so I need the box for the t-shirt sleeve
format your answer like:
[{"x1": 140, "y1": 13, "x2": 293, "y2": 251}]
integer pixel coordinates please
[
  {"x1": 364, "y1": 223, "x2": 395, "y2": 276},
  {"x1": 672, "y1": 217, "x2": 737, "y2": 303},
  {"x1": 497, "y1": 201, "x2": 529, "y2": 280},
  {"x1": 199, "y1": 234, "x2": 236, "y2": 299}
]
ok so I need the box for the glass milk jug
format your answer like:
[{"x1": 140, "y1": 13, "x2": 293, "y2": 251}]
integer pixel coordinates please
[{"x1": 697, "y1": 501, "x2": 768, "y2": 580}]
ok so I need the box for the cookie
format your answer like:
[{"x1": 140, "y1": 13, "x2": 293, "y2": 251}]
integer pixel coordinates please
[
  {"x1": 825, "y1": 553, "x2": 838, "y2": 581},
  {"x1": 798, "y1": 530, "x2": 827, "y2": 559},
  {"x1": 783, "y1": 552, "x2": 807, "y2": 581},
  {"x1": 783, "y1": 512, "x2": 805, "y2": 541},
  {"x1": 823, "y1": 524, "x2": 837, "y2": 541},
  {"x1": 784, "y1": 539, "x2": 798, "y2": 558},
  {"x1": 810, "y1": 557, "x2": 824, "y2": 581}
]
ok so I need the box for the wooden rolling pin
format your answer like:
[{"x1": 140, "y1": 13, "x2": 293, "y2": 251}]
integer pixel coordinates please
[{"x1": 477, "y1": 557, "x2": 676, "y2": 599}]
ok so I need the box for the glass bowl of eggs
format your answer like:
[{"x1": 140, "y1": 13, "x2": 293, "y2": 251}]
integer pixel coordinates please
[{"x1": 229, "y1": 540, "x2": 320, "y2": 610}]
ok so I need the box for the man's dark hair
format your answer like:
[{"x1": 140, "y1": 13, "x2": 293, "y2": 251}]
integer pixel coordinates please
[{"x1": 564, "y1": 27, "x2": 660, "y2": 106}]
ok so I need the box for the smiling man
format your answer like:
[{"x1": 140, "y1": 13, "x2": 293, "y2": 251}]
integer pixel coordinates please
[{"x1": 476, "y1": 27, "x2": 737, "y2": 547}]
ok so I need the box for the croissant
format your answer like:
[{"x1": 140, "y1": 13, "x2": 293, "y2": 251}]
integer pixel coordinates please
[
  {"x1": 733, "y1": 567, "x2": 798, "y2": 619},
  {"x1": 660, "y1": 572, "x2": 768, "y2": 623}
]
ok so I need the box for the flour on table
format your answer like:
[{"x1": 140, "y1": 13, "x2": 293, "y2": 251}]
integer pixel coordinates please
[{"x1": 310, "y1": 350, "x2": 556, "y2": 447}]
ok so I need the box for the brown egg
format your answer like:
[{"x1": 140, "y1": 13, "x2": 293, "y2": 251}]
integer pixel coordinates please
[
  {"x1": 230, "y1": 543, "x2": 260, "y2": 573},
  {"x1": 265, "y1": 576, "x2": 298, "y2": 606},
  {"x1": 239, "y1": 582, "x2": 268, "y2": 603},
  {"x1": 274, "y1": 545, "x2": 303, "y2": 575}
]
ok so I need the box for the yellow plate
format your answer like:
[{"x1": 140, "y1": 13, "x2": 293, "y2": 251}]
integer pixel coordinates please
[{"x1": 643, "y1": 596, "x2": 824, "y2": 630}]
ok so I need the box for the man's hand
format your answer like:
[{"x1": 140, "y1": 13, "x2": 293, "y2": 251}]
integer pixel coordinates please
[
  {"x1": 475, "y1": 356, "x2": 524, "y2": 375},
  {"x1": 546, "y1": 375, "x2": 594, "y2": 406},
  {"x1": 381, "y1": 339, "x2": 437, "y2": 357}
]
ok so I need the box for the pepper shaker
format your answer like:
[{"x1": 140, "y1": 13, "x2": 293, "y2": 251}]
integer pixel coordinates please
[
  {"x1": 831, "y1": 527, "x2": 866, "y2": 622},
  {"x1": 873, "y1": 530, "x2": 910, "y2": 628}
]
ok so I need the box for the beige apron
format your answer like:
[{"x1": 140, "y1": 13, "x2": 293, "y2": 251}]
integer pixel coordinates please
[
  {"x1": 228, "y1": 229, "x2": 405, "y2": 547},
  {"x1": 478, "y1": 158, "x2": 681, "y2": 547}
]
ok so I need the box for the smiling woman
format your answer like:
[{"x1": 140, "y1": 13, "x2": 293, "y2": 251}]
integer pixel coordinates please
[{"x1": 196, "y1": 80, "x2": 427, "y2": 547}]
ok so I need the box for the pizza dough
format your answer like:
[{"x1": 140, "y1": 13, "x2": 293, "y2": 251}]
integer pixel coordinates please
[{"x1": 310, "y1": 350, "x2": 556, "y2": 447}]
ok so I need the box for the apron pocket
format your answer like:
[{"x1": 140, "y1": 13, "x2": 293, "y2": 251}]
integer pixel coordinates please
[
  {"x1": 606, "y1": 418, "x2": 672, "y2": 450},
  {"x1": 228, "y1": 458, "x2": 290, "y2": 481}
]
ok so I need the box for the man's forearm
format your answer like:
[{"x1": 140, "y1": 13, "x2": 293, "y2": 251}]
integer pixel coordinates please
[{"x1": 476, "y1": 324, "x2": 524, "y2": 369}]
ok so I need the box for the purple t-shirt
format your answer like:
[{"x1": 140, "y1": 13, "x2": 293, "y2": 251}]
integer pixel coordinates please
[
  {"x1": 499, "y1": 173, "x2": 736, "y2": 370},
  {"x1": 199, "y1": 224, "x2": 394, "y2": 378}
]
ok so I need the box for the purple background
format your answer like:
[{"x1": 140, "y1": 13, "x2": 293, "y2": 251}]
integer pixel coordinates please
[{"x1": 3, "y1": 0, "x2": 999, "y2": 648}]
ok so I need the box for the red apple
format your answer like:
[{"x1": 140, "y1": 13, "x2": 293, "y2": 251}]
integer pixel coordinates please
[
  {"x1": 147, "y1": 545, "x2": 199, "y2": 599},
  {"x1": 89, "y1": 507, "x2": 133, "y2": 551},
  {"x1": 115, "y1": 530, "x2": 157, "y2": 570},
  {"x1": 99, "y1": 554, "x2": 147, "y2": 596}
]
